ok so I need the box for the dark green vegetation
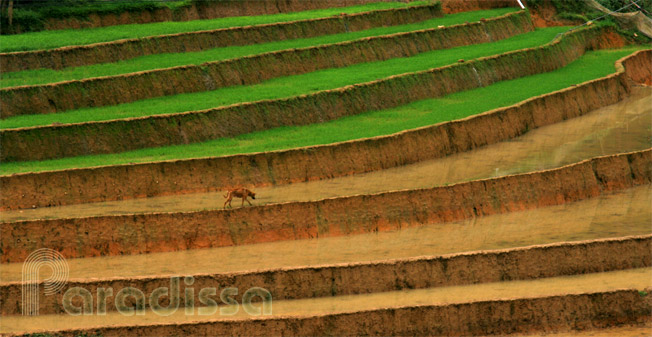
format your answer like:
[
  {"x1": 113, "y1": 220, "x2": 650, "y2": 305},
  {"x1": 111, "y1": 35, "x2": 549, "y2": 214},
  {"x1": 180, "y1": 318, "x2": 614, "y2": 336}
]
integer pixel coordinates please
[
  {"x1": 0, "y1": 26, "x2": 569, "y2": 130},
  {"x1": 0, "y1": 1, "x2": 429, "y2": 52},
  {"x1": 1, "y1": 0, "x2": 190, "y2": 34},
  {"x1": 0, "y1": 8, "x2": 517, "y2": 88},
  {"x1": 0, "y1": 47, "x2": 642, "y2": 175}
]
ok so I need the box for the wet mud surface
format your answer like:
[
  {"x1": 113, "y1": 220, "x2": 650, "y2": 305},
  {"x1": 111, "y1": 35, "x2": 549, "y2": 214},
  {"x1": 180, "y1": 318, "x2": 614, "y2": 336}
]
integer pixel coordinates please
[
  {"x1": 2, "y1": 86, "x2": 649, "y2": 223},
  {"x1": 2, "y1": 268, "x2": 649, "y2": 334}
]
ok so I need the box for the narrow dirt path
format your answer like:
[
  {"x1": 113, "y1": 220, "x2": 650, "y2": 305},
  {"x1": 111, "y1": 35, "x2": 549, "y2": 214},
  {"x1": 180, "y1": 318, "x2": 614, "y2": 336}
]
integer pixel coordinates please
[{"x1": 1, "y1": 86, "x2": 650, "y2": 223}]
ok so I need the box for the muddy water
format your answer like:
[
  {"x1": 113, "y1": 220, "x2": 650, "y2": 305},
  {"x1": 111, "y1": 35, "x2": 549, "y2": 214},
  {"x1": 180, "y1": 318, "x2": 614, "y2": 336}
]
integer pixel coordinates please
[
  {"x1": 1, "y1": 185, "x2": 649, "y2": 282},
  {"x1": 2, "y1": 268, "x2": 650, "y2": 334},
  {"x1": 1, "y1": 87, "x2": 650, "y2": 223}
]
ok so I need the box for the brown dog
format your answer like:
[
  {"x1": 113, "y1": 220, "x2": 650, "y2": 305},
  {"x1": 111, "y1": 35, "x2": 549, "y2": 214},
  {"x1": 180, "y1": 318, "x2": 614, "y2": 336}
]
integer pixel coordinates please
[{"x1": 223, "y1": 188, "x2": 256, "y2": 209}]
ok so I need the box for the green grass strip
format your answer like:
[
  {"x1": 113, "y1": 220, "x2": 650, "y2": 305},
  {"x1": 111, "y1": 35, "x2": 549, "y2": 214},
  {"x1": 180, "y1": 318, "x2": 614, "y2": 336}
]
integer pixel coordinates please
[
  {"x1": 0, "y1": 47, "x2": 642, "y2": 175},
  {"x1": 0, "y1": 26, "x2": 568, "y2": 130},
  {"x1": 0, "y1": 8, "x2": 518, "y2": 88},
  {"x1": 0, "y1": 1, "x2": 430, "y2": 53}
]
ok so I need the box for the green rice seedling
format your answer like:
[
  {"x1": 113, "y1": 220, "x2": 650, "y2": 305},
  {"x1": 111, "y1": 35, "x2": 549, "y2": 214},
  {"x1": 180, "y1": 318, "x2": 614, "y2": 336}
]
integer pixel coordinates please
[
  {"x1": 0, "y1": 47, "x2": 641, "y2": 175},
  {"x1": 0, "y1": 26, "x2": 569, "y2": 129},
  {"x1": 0, "y1": 1, "x2": 430, "y2": 53},
  {"x1": 0, "y1": 8, "x2": 518, "y2": 88}
]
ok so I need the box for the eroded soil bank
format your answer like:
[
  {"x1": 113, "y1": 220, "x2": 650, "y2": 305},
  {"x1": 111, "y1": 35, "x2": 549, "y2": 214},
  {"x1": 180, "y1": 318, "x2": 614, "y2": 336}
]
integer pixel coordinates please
[
  {"x1": 1, "y1": 148, "x2": 649, "y2": 262},
  {"x1": 1, "y1": 234, "x2": 648, "y2": 315},
  {"x1": 3, "y1": 86, "x2": 648, "y2": 223},
  {"x1": 1, "y1": 183, "x2": 648, "y2": 315},
  {"x1": 2, "y1": 270, "x2": 650, "y2": 336},
  {"x1": 3, "y1": 185, "x2": 649, "y2": 282}
]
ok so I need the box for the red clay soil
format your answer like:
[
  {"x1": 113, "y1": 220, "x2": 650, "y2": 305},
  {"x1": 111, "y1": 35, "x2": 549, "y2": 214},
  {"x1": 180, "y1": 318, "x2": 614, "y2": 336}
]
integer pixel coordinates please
[
  {"x1": 0, "y1": 48, "x2": 646, "y2": 211},
  {"x1": 7, "y1": 0, "x2": 516, "y2": 34},
  {"x1": 0, "y1": 26, "x2": 625, "y2": 163},
  {"x1": 0, "y1": 4, "x2": 442, "y2": 73},
  {"x1": 527, "y1": 0, "x2": 582, "y2": 28},
  {"x1": 0, "y1": 11, "x2": 533, "y2": 117},
  {"x1": 1, "y1": 149, "x2": 649, "y2": 263},
  {"x1": 1, "y1": 235, "x2": 648, "y2": 316},
  {"x1": 9, "y1": 289, "x2": 651, "y2": 337}
]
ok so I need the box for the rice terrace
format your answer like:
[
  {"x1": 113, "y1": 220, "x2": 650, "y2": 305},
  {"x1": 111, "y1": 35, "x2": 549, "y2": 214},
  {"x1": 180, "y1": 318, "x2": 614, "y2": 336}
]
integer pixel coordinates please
[{"x1": 0, "y1": 0, "x2": 651, "y2": 335}]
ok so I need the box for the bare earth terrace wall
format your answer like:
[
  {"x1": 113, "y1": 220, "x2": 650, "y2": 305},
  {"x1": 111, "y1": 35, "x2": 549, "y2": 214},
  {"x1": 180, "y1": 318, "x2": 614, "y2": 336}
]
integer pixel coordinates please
[
  {"x1": 0, "y1": 3, "x2": 442, "y2": 73},
  {"x1": 0, "y1": 11, "x2": 534, "y2": 117},
  {"x1": 622, "y1": 46, "x2": 652, "y2": 85},
  {"x1": 0, "y1": 26, "x2": 624, "y2": 162},
  {"x1": 7, "y1": 289, "x2": 651, "y2": 336},
  {"x1": 8, "y1": 0, "x2": 516, "y2": 33},
  {"x1": 0, "y1": 48, "x2": 647, "y2": 211},
  {"x1": 1, "y1": 235, "x2": 648, "y2": 315},
  {"x1": 1, "y1": 149, "x2": 650, "y2": 263}
]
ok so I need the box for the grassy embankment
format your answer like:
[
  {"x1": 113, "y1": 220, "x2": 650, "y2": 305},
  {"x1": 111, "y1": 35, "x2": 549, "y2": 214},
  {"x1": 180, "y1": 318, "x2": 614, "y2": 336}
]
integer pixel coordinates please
[
  {"x1": 0, "y1": 26, "x2": 568, "y2": 129},
  {"x1": 0, "y1": 47, "x2": 643, "y2": 175},
  {"x1": 0, "y1": 8, "x2": 518, "y2": 88},
  {"x1": 0, "y1": 1, "x2": 431, "y2": 53}
]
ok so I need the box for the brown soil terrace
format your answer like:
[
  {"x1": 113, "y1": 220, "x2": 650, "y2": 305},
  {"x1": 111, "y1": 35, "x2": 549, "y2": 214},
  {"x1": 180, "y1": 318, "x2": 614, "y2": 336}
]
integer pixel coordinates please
[
  {"x1": 0, "y1": 3, "x2": 443, "y2": 73},
  {"x1": 3, "y1": 182, "x2": 649, "y2": 288},
  {"x1": 1, "y1": 235, "x2": 648, "y2": 316},
  {"x1": 1, "y1": 48, "x2": 648, "y2": 211},
  {"x1": 0, "y1": 11, "x2": 532, "y2": 117},
  {"x1": 4, "y1": 85, "x2": 648, "y2": 222},
  {"x1": 2, "y1": 3, "x2": 650, "y2": 336},
  {"x1": 2, "y1": 182, "x2": 649, "y2": 284},
  {"x1": 2, "y1": 149, "x2": 649, "y2": 263},
  {"x1": 4, "y1": 285, "x2": 651, "y2": 336},
  {"x1": 0, "y1": 25, "x2": 623, "y2": 163}
]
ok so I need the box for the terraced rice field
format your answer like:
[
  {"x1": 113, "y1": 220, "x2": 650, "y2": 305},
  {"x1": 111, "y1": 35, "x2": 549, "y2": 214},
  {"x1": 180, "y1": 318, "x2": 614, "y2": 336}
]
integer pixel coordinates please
[
  {"x1": 0, "y1": 1, "x2": 432, "y2": 53},
  {"x1": 0, "y1": 7, "x2": 515, "y2": 88},
  {"x1": 1, "y1": 0, "x2": 650, "y2": 336}
]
